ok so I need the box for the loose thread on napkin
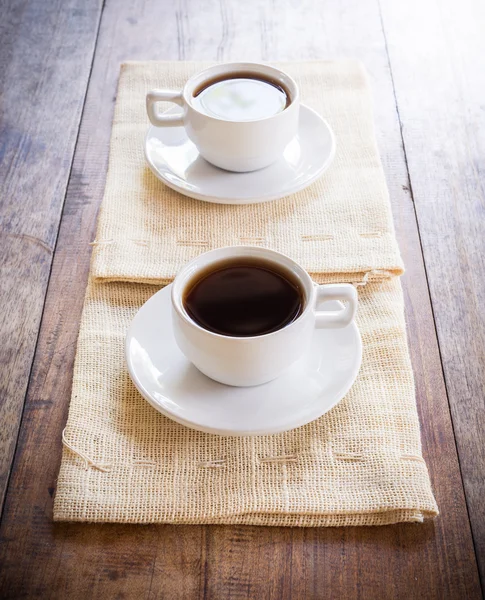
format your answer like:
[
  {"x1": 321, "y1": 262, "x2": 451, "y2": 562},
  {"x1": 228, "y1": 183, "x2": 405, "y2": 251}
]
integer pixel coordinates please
[
  {"x1": 239, "y1": 237, "x2": 266, "y2": 244},
  {"x1": 176, "y1": 240, "x2": 210, "y2": 247},
  {"x1": 198, "y1": 459, "x2": 227, "y2": 468},
  {"x1": 333, "y1": 452, "x2": 365, "y2": 462},
  {"x1": 89, "y1": 239, "x2": 114, "y2": 247},
  {"x1": 359, "y1": 232, "x2": 382, "y2": 238},
  {"x1": 354, "y1": 269, "x2": 393, "y2": 287},
  {"x1": 259, "y1": 454, "x2": 299, "y2": 464},
  {"x1": 301, "y1": 234, "x2": 334, "y2": 242},
  {"x1": 401, "y1": 454, "x2": 426, "y2": 464},
  {"x1": 62, "y1": 428, "x2": 112, "y2": 473}
]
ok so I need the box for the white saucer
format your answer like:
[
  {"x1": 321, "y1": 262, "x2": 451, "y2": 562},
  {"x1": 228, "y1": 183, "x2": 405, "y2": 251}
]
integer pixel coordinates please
[
  {"x1": 145, "y1": 104, "x2": 336, "y2": 204},
  {"x1": 125, "y1": 285, "x2": 362, "y2": 436}
]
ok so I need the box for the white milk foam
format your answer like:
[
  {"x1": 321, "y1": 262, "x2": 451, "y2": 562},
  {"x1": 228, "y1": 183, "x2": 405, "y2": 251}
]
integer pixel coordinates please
[{"x1": 193, "y1": 78, "x2": 287, "y2": 121}]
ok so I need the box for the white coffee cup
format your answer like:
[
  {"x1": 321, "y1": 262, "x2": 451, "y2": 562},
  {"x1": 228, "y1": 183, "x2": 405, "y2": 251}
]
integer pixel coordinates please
[
  {"x1": 146, "y1": 62, "x2": 300, "y2": 172},
  {"x1": 171, "y1": 246, "x2": 358, "y2": 387}
]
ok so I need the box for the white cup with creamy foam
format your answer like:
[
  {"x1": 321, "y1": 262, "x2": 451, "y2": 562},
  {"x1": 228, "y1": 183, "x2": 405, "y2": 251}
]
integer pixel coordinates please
[{"x1": 146, "y1": 63, "x2": 300, "y2": 172}]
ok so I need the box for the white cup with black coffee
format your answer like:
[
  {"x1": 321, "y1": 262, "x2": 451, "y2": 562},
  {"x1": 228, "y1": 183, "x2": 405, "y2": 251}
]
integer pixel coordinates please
[
  {"x1": 171, "y1": 246, "x2": 358, "y2": 387},
  {"x1": 146, "y1": 63, "x2": 299, "y2": 172}
]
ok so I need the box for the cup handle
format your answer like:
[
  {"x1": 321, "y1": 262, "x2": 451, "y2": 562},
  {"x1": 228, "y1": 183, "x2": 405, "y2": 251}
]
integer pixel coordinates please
[
  {"x1": 314, "y1": 283, "x2": 358, "y2": 328},
  {"x1": 146, "y1": 89, "x2": 185, "y2": 127}
]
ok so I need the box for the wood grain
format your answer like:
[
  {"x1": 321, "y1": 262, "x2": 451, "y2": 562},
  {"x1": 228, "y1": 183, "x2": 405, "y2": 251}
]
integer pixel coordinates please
[
  {"x1": 0, "y1": 0, "x2": 103, "y2": 509},
  {"x1": 0, "y1": 0, "x2": 481, "y2": 597},
  {"x1": 379, "y1": 0, "x2": 485, "y2": 583}
]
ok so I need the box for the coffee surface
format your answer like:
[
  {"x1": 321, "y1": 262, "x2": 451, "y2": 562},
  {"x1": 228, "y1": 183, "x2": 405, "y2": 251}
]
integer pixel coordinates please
[
  {"x1": 192, "y1": 75, "x2": 289, "y2": 121},
  {"x1": 183, "y1": 258, "x2": 303, "y2": 337}
]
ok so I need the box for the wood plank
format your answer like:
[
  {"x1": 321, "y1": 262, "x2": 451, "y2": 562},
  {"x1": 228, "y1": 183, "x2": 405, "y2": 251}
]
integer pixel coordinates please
[
  {"x1": 0, "y1": 0, "x2": 480, "y2": 597},
  {"x1": 378, "y1": 0, "x2": 485, "y2": 584},
  {"x1": 0, "y1": 0, "x2": 103, "y2": 509}
]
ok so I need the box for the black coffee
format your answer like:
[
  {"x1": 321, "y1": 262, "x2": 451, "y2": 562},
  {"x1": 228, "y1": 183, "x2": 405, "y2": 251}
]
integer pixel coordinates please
[
  {"x1": 183, "y1": 258, "x2": 304, "y2": 337},
  {"x1": 192, "y1": 73, "x2": 291, "y2": 121}
]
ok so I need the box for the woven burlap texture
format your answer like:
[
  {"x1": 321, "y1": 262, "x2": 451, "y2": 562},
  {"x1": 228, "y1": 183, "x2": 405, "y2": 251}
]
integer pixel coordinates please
[
  {"x1": 91, "y1": 60, "x2": 404, "y2": 284},
  {"x1": 54, "y1": 277, "x2": 437, "y2": 524},
  {"x1": 54, "y1": 60, "x2": 438, "y2": 525}
]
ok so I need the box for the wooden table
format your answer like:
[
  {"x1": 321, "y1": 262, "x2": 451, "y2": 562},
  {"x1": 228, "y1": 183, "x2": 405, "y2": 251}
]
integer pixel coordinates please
[{"x1": 1, "y1": 0, "x2": 484, "y2": 597}]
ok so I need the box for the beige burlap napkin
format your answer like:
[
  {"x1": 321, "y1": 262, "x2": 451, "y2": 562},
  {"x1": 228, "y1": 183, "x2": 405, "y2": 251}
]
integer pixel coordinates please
[
  {"x1": 54, "y1": 61, "x2": 438, "y2": 525},
  {"x1": 91, "y1": 61, "x2": 404, "y2": 284},
  {"x1": 55, "y1": 276, "x2": 437, "y2": 524}
]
